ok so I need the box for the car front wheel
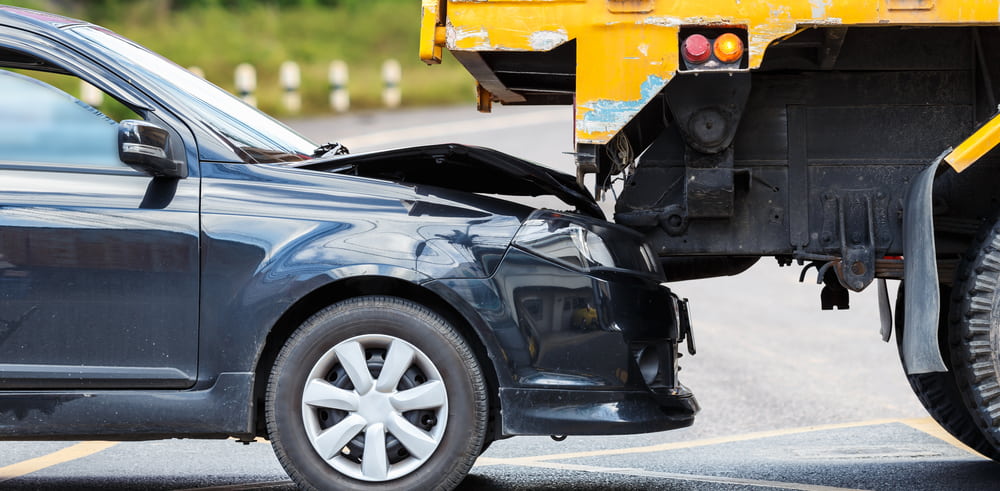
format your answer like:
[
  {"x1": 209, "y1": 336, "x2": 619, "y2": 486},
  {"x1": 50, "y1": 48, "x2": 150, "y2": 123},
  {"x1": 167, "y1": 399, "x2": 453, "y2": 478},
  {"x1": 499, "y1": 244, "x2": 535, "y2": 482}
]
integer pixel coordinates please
[{"x1": 266, "y1": 296, "x2": 487, "y2": 490}]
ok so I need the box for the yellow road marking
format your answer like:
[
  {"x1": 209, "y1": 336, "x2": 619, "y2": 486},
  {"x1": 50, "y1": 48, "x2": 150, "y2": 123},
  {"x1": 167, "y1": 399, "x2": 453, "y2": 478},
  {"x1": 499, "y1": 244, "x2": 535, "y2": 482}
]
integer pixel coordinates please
[
  {"x1": 475, "y1": 418, "x2": 905, "y2": 466},
  {"x1": 0, "y1": 418, "x2": 978, "y2": 489},
  {"x1": 475, "y1": 419, "x2": 985, "y2": 490},
  {"x1": 900, "y1": 417, "x2": 988, "y2": 459},
  {"x1": 0, "y1": 441, "x2": 118, "y2": 483},
  {"x1": 474, "y1": 418, "x2": 985, "y2": 489},
  {"x1": 507, "y1": 460, "x2": 869, "y2": 491}
]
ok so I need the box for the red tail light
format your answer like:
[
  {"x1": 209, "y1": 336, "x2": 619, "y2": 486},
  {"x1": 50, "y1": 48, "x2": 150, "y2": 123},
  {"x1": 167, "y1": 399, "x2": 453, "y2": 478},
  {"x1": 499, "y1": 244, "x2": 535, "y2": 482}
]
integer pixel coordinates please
[{"x1": 681, "y1": 34, "x2": 711, "y2": 64}]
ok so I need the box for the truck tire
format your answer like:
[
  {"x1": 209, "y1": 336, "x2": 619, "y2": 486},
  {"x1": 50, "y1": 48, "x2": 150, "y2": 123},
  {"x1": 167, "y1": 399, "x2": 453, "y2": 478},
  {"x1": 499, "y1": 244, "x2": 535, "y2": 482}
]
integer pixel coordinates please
[
  {"x1": 895, "y1": 286, "x2": 1000, "y2": 460},
  {"x1": 949, "y1": 216, "x2": 1000, "y2": 456},
  {"x1": 266, "y1": 296, "x2": 488, "y2": 490}
]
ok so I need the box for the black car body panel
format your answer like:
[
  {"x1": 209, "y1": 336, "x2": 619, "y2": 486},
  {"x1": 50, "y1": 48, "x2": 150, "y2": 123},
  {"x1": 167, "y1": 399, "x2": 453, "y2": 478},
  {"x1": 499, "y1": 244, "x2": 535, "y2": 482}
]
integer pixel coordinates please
[
  {"x1": 0, "y1": 6, "x2": 697, "y2": 443},
  {"x1": 197, "y1": 162, "x2": 528, "y2": 380}
]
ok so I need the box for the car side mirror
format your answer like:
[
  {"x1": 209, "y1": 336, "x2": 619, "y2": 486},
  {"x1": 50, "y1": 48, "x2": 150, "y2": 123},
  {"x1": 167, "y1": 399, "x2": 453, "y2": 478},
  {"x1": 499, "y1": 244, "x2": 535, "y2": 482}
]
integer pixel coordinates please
[{"x1": 118, "y1": 120, "x2": 187, "y2": 178}]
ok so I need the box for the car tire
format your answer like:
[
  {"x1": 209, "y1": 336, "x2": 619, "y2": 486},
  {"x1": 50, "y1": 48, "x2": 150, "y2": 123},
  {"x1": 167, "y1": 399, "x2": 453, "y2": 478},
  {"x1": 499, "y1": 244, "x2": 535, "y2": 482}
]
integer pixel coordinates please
[
  {"x1": 949, "y1": 216, "x2": 1000, "y2": 456},
  {"x1": 266, "y1": 296, "x2": 488, "y2": 490},
  {"x1": 895, "y1": 285, "x2": 1000, "y2": 460}
]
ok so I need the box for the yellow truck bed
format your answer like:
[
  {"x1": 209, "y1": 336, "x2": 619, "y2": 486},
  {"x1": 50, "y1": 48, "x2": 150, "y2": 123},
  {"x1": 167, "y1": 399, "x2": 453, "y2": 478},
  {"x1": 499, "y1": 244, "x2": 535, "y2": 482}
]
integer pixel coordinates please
[{"x1": 421, "y1": 0, "x2": 1000, "y2": 159}]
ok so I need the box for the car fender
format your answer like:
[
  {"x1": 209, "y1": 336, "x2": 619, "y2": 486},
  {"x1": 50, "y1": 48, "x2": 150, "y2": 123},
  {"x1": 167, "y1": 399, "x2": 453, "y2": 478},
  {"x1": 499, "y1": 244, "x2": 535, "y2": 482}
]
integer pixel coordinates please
[{"x1": 201, "y1": 258, "x2": 436, "y2": 375}]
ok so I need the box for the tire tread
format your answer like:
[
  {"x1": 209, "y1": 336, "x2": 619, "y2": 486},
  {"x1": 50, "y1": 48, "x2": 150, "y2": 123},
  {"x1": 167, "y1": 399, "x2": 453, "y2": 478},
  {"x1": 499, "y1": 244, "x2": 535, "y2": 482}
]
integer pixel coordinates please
[
  {"x1": 265, "y1": 296, "x2": 487, "y2": 491},
  {"x1": 949, "y1": 217, "x2": 1000, "y2": 458},
  {"x1": 896, "y1": 284, "x2": 1000, "y2": 461}
]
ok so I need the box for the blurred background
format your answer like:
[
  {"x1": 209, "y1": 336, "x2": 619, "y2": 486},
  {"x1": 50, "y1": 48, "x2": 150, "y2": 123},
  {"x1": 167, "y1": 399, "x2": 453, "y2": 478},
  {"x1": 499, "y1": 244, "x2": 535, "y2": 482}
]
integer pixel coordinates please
[{"x1": 5, "y1": 0, "x2": 476, "y2": 116}]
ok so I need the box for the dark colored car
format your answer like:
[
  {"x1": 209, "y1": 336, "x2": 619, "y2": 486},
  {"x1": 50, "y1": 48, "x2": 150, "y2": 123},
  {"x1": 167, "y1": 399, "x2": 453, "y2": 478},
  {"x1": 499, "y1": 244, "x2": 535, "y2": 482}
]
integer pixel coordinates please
[{"x1": 0, "y1": 6, "x2": 697, "y2": 490}]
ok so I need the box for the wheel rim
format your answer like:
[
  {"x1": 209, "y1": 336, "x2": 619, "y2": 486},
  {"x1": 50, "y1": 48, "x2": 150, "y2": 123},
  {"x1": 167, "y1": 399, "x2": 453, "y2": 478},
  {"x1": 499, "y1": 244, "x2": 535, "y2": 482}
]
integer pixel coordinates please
[{"x1": 300, "y1": 334, "x2": 448, "y2": 482}]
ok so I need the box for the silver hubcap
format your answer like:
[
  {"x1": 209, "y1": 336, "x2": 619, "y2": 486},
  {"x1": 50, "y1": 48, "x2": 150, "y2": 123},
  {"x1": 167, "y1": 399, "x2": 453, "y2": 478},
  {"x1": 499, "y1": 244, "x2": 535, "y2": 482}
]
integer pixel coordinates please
[{"x1": 301, "y1": 334, "x2": 448, "y2": 482}]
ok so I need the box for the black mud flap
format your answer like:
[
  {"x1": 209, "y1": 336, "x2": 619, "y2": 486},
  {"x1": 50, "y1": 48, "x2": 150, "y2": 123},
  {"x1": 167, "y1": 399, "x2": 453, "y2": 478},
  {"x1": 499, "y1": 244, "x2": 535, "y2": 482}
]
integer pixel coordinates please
[{"x1": 901, "y1": 151, "x2": 949, "y2": 374}]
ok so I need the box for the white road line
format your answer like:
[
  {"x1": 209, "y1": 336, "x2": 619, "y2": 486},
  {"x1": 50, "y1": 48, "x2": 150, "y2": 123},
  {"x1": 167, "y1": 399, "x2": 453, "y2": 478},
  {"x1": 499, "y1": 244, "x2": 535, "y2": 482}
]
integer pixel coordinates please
[
  {"x1": 342, "y1": 109, "x2": 569, "y2": 149},
  {"x1": 501, "y1": 460, "x2": 870, "y2": 491},
  {"x1": 173, "y1": 479, "x2": 293, "y2": 491}
]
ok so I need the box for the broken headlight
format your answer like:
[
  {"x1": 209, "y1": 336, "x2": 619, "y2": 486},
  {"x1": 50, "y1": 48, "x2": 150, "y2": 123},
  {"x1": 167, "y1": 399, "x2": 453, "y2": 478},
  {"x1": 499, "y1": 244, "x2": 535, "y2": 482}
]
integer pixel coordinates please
[{"x1": 512, "y1": 211, "x2": 660, "y2": 275}]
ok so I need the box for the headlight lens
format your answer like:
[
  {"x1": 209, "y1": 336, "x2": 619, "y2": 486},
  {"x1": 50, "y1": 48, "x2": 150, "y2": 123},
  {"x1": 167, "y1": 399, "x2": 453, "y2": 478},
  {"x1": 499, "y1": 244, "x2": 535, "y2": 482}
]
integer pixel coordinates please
[{"x1": 512, "y1": 211, "x2": 660, "y2": 274}]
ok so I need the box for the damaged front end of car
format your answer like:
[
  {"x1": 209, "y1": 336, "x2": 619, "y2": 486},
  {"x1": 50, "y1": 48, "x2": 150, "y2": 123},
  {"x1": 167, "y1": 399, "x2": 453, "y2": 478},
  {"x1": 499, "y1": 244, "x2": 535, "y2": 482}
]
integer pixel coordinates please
[
  {"x1": 301, "y1": 143, "x2": 699, "y2": 436},
  {"x1": 485, "y1": 210, "x2": 698, "y2": 436}
]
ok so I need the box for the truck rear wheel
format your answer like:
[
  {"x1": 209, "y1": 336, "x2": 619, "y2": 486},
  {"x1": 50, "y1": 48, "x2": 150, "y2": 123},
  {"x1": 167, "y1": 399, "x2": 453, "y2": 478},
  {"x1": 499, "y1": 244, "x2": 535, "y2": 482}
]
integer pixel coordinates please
[
  {"x1": 895, "y1": 286, "x2": 1000, "y2": 460},
  {"x1": 949, "y1": 216, "x2": 1000, "y2": 456}
]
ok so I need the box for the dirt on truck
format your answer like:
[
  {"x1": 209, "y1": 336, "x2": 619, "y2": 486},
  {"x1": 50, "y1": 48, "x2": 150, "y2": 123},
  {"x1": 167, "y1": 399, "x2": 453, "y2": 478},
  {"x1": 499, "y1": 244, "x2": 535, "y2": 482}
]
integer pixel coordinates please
[{"x1": 421, "y1": 0, "x2": 1000, "y2": 461}]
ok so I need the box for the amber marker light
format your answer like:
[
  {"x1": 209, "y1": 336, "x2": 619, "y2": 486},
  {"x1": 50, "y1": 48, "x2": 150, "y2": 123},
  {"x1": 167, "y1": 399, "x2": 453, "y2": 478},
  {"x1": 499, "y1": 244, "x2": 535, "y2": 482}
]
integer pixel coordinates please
[
  {"x1": 681, "y1": 34, "x2": 711, "y2": 64},
  {"x1": 713, "y1": 33, "x2": 743, "y2": 64}
]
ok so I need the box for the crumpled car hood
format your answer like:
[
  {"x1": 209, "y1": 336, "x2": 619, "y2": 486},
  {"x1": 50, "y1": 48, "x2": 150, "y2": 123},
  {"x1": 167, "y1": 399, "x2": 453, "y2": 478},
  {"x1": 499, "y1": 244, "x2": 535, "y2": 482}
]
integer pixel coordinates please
[{"x1": 296, "y1": 143, "x2": 604, "y2": 219}]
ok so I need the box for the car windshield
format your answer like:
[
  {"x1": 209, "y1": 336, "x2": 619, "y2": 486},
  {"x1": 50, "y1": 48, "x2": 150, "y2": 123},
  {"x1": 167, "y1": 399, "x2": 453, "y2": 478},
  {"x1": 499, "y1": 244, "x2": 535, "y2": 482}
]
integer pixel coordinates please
[{"x1": 66, "y1": 25, "x2": 317, "y2": 163}]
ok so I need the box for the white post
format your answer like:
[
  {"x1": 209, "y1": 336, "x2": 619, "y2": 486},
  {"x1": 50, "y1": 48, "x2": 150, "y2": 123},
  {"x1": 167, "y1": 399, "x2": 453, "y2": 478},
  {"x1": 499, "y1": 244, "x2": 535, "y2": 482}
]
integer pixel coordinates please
[
  {"x1": 234, "y1": 63, "x2": 257, "y2": 107},
  {"x1": 382, "y1": 59, "x2": 401, "y2": 109},
  {"x1": 79, "y1": 80, "x2": 103, "y2": 107},
  {"x1": 279, "y1": 61, "x2": 301, "y2": 114},
  {"x1": 329, "y1": 60, "x2": 349, "y2": 112}
]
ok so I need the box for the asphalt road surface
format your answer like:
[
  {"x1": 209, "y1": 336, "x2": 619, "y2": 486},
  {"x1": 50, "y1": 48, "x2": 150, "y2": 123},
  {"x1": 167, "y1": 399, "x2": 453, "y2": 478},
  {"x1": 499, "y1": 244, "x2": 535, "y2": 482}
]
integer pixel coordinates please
[{"x1": 3, "y1": 106, "x2": 1000, "y2": 490}]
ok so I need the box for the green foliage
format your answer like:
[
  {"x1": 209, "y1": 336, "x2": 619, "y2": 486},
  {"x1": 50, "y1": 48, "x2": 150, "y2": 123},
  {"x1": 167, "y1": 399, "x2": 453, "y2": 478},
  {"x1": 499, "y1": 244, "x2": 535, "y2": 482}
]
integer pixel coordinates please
[{"x1": 5, "y1": 0, "x2": 473, "y2": 115}]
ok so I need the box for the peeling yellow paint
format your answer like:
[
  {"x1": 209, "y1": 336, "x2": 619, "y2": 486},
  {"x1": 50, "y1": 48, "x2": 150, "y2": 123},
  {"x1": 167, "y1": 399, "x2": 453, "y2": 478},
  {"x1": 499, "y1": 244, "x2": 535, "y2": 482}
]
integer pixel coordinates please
[
  {"x1": 641, "y1": 16, "x2": 684, "y2": 27},
  {"x1": 448, "y1": 24, "x2": 492, "y2": 50},
  {"x1": 423, "y1": 0, "x2": 1000, "y2": 145},
  {"x1": 529, "y1": 28, "x2": 570, "y2": 50}
]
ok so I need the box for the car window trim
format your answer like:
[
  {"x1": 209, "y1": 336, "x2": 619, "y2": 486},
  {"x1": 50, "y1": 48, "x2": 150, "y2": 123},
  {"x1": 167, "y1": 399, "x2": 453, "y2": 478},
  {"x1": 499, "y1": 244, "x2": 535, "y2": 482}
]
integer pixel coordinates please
[
  {"x1": 0, "y1": 25, "x2": 151, "y2": 111},
  {"x1": 0, "y1": 161, "x2": 148, "y2": 177}
]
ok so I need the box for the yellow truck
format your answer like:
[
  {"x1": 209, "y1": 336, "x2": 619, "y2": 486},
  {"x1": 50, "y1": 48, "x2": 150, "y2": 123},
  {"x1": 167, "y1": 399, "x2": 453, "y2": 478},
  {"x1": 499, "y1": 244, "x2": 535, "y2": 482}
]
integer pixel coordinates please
[{"x1": 422, "y1": 0, "x2": 1000, "y2": 460}]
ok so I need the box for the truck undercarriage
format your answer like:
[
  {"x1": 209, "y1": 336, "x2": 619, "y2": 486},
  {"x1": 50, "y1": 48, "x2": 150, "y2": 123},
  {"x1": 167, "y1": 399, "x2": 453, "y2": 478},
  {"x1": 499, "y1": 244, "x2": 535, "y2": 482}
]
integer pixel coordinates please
[{"x1": 459, "y1": 26, "x2": 1000, "y2": 291}]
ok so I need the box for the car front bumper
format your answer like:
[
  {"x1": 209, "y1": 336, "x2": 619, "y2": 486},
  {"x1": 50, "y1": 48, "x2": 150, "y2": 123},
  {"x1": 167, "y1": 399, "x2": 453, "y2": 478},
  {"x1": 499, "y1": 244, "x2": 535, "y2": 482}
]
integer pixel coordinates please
[{"x1": 432, "y1": 246, "x2": 698, "y2": 436}]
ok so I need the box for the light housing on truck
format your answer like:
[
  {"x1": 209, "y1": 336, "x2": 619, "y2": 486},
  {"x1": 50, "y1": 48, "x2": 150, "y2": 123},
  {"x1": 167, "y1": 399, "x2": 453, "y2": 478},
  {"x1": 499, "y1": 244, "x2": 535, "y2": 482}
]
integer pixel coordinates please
[
  {"x1": 513, "y1": 211, "x2": 660, "y2": 275},
  {"x1": 679, "y1": 29, "x2": 747, "y2": 71}
]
